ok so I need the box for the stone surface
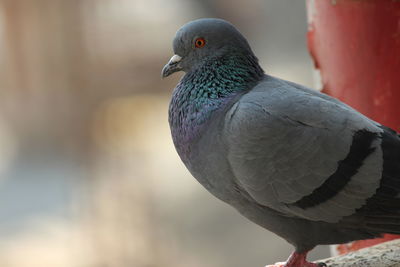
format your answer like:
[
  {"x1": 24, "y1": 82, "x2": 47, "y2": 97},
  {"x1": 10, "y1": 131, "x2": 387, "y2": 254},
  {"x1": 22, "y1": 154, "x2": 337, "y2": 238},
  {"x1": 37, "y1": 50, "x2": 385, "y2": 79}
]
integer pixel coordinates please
[{"x1": 321, "y1": 240, "x2": 400, "y2": 267}]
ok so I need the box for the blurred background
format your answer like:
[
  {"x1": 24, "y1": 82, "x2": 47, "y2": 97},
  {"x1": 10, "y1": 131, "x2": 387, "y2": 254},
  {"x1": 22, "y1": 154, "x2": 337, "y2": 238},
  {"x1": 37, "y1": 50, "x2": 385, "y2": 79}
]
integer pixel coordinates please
[{"x1": 0, "y1": 0, "x2": 328, "y2": 266}]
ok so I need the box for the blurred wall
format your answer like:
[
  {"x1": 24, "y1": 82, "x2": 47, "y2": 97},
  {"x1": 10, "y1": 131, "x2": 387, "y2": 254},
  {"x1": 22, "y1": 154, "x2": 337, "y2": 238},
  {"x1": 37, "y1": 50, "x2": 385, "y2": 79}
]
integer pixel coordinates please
[{"x1": 0, "y1": 1, "x2": 327, "y2": 266}]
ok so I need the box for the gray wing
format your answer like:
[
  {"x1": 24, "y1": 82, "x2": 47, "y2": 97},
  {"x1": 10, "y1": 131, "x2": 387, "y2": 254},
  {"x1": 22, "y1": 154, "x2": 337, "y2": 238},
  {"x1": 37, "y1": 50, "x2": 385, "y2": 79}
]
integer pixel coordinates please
[{"x1": 224, "y1": 76, "x2": 384, "y2": 223}]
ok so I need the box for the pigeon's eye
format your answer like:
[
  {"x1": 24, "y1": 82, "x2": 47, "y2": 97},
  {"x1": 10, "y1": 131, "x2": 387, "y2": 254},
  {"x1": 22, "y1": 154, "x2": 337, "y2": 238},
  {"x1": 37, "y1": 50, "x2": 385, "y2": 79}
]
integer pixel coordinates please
[{"x1": 194, "y1": 38, "x2": 206, "y2": 48}]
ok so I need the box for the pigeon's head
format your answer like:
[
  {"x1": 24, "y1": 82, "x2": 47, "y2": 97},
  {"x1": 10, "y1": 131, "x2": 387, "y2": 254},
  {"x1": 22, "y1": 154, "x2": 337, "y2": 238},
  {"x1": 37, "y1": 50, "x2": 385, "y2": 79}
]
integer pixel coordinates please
[{"x1": 162, "y1": 18, "x2": 255, "y2": 78}]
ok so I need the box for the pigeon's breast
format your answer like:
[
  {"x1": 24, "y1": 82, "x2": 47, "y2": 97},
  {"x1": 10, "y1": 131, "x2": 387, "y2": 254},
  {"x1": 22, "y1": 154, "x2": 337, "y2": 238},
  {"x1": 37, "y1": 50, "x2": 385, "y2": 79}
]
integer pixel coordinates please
[
  {"x1": 168, "y1": 85, "x2": 245, "y2": 202},
  {"x1": 168, "y1": 80, "x2": 237, "y2": 160},
  {"x1": 186, "y1": 118, "x2": 248, "y2": 203}
]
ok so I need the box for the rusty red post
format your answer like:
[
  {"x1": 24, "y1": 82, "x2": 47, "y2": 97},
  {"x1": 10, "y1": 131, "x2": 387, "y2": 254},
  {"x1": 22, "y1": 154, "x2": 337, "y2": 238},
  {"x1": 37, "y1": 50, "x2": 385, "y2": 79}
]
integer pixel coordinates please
[{"x1": 306, "y1": 0, "x2": 400, "y2": 254}]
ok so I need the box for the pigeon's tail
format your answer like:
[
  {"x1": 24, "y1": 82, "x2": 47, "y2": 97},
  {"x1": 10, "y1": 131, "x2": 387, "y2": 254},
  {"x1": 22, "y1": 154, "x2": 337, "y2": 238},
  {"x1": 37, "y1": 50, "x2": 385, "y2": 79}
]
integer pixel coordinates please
[{"x1": 353, "y1": 126, "x2": 400, "y2": 234}]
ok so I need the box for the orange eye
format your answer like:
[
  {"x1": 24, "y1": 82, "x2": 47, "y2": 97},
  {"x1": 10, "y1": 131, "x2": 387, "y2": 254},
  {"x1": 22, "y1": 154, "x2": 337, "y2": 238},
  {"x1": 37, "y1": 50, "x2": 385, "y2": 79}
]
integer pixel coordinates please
[{"x1": 194, "y1": 37, "x2": 206, "y2": 48}]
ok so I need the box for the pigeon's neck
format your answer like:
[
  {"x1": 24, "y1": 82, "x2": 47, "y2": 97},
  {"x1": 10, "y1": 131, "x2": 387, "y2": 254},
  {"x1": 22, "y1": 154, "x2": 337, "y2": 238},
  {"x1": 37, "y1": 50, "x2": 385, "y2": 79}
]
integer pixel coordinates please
[{"x1": 169, "y1": 53, "x2": 264, "y2": 159}]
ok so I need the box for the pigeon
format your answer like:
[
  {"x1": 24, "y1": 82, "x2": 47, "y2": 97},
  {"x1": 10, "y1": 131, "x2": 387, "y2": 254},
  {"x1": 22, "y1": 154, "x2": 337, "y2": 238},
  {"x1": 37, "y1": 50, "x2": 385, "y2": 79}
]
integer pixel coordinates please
[{"x1": 162, "y1": 18, "x2": 400, "y2": 267}]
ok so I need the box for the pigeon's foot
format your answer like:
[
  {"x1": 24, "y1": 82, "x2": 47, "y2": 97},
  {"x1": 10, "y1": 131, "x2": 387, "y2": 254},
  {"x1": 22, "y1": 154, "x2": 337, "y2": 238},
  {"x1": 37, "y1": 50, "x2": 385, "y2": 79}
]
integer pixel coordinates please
[{"x1": 265, "y1": 251, "x2": 327, "y2": 267}]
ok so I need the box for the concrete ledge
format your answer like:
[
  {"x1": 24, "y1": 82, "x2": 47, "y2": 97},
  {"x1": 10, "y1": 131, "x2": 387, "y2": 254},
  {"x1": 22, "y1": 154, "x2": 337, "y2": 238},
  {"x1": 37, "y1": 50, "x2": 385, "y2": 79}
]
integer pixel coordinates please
[{"x1": 321, "y1": 239, "x2": 400, "y2": 267}]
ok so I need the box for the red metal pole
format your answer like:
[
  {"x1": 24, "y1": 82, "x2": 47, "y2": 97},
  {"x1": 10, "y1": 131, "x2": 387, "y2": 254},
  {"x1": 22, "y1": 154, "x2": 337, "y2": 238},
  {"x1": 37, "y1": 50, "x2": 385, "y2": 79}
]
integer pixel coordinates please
[{"x1": 306, "y1": 0, "x2": 400, "y2": 254}]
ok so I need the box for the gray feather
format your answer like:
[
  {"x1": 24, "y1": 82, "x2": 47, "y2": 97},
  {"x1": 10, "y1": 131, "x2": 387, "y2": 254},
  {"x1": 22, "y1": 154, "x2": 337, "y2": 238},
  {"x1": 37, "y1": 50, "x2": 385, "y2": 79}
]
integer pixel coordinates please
[{"x1": 224, "y1": 75, "x2": 383, "y2": 222}]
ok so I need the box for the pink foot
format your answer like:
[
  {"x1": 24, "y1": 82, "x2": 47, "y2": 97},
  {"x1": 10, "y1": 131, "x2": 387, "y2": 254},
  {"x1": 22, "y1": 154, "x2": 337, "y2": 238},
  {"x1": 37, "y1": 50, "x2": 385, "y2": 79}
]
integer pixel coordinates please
[{"x1": 265, "y1": 251, "x2": 327, "y2": 267}]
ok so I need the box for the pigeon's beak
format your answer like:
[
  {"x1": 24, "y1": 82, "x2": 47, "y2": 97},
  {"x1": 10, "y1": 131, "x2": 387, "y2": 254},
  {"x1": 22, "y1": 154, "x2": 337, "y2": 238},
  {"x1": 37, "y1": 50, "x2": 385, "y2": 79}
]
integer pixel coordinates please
[{"x1": 161, "y1": 54, "x2": 183, "y2": 78}]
